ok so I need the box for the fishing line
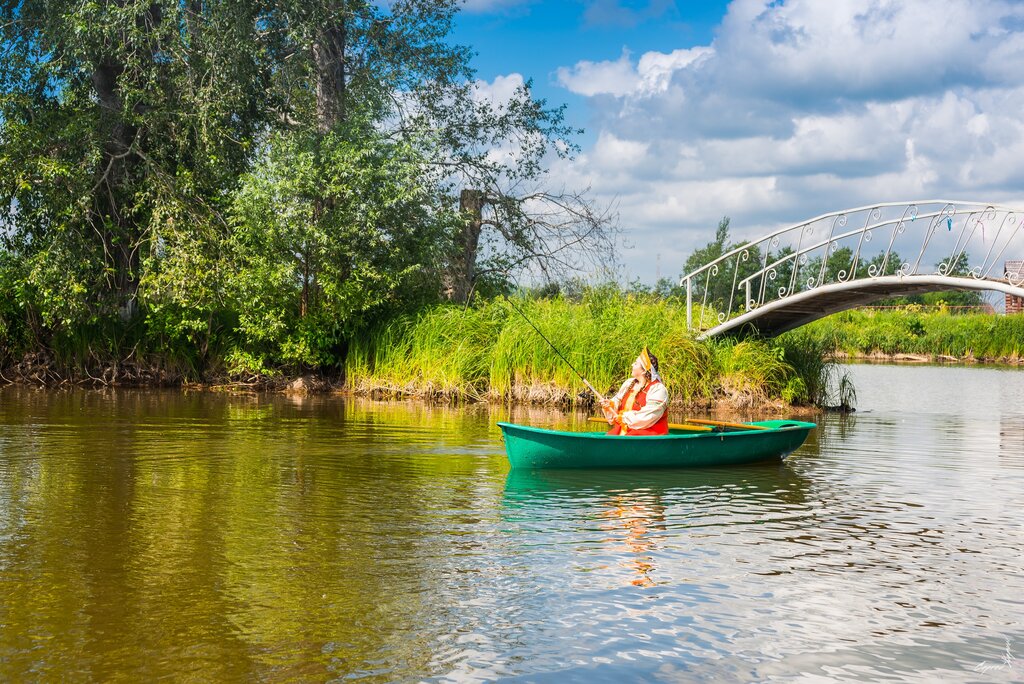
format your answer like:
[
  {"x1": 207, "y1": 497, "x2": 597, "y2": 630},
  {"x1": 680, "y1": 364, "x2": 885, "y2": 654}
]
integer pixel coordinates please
[{"x1": 503, "y1": 295, "x2": 606, "y2": 402}]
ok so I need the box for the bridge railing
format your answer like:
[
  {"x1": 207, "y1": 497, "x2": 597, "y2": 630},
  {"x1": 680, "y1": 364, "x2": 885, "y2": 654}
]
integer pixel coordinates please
[{"x1": 681, "y1": 200, "x2": 1024, "y2": 332}]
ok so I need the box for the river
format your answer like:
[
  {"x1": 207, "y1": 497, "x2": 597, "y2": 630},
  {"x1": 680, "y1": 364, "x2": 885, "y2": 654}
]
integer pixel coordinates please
[{"x1": 1, "y1": 364, "x2": 1022, "y2": 682}]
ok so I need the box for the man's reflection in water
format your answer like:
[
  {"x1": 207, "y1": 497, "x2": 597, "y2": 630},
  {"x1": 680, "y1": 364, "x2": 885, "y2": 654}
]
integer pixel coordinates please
[{"x1": 601, "y1": 495, "x2": 666, "y2": 587}]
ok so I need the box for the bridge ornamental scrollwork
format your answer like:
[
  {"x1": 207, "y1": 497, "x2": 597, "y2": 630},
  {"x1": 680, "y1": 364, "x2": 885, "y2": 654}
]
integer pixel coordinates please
[{"x1": 681, "y1": 200, "x2": 1024, "y2": 336}]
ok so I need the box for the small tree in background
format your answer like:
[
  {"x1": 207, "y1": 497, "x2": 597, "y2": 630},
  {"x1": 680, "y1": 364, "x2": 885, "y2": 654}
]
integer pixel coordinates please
[{"x1": 682, "y1": 217, "x2": 762, "y2": 313}]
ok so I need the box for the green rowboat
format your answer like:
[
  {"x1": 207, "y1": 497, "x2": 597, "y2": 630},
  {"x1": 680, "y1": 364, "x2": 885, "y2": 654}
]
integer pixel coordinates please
[{"x1": 498, "y1": 420, "x2": 816, "y2": 469}]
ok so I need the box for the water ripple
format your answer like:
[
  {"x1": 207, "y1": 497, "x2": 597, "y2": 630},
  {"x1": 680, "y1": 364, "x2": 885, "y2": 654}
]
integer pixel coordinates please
[{"x1": 2, "y1": 371, "x2": 1024, "y2": 682}]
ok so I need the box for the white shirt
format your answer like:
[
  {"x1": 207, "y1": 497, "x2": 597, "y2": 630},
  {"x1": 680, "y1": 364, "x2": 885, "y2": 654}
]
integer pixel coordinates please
[{"x1": 609, "y1": 378, "x2": 669, "y2": 430}]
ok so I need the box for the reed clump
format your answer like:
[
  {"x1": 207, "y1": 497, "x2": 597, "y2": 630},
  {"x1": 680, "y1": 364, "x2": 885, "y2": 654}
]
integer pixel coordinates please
[{"x1": 345, "y1": 293, "x2": 830, "y2": 409}]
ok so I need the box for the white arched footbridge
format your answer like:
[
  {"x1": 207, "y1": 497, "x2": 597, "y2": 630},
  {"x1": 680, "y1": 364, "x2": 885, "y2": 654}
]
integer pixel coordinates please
[{"x1": 681, "y1": 201, "x2": 1024, "y2": 338}]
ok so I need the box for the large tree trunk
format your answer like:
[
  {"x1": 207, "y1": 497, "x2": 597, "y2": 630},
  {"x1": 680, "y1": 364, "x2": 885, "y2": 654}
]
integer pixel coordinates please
[
  {"x1": 88, "y1": 2, "x2": 166, "y2": 318},
  {"x1": 313, "y1": 19, "x2": 346, "y2": 132},
  {"x1": 92, "y1": 56, "x2": 141, "y2": 315},
  {"x1": 446, "y1": 189, "x2": 487, "y2": 304},
  {"x1": 305, "y1": 13, "x2": 346, "y2": 318}
]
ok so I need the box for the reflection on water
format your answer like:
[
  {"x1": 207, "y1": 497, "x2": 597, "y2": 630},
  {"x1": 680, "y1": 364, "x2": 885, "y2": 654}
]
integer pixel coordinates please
[
  {"x1": 504, "y1": 464, "x2": 811, "y2": 590},
  {"x1": 1, "y1": 365, "x2": 1024, "y2": 682},
  {"x1": 1000, "y1": 417, "x2": 1024, "y2": 461}
]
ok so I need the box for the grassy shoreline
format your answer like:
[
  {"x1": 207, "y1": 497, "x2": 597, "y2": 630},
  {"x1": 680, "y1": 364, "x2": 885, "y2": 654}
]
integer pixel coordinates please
[
  {"x1": 10, "y1": 298, "x2": 1019, "y2": 408},
  {"x1": 343, "y1": 295, "x2": 834, "y2": 410},
  {"x1": 800, "y1": 308, "x2": 1024, "y2": 364},
  {"x1": 1, "y1": 294, "x2": 834, "y2": 410}
]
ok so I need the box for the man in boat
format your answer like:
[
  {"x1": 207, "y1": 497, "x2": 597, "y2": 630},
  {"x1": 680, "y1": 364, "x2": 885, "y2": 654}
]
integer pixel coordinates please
[{"x1": 600, "y1": 347, "x2": 669, "y2": 436}]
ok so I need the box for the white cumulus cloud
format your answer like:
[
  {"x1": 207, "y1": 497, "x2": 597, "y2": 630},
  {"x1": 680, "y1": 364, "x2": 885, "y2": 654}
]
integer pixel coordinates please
[
  {"x1": 550, "y1": 0, "x2": 1024, "y2": 280},
  {"x1": 556, "y1": 46, "x2": 713, "y2": 97},
  {"x1": 472, "y1": 72, "x2": 525, "y2": 105}
]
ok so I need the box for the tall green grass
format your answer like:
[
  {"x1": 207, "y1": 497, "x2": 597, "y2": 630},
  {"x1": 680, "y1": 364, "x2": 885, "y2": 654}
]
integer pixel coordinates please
[
  {"x1": 776, "y1": 329, "x2": 856, "y2": 408},
  {"x1": 346, "y1": 293, "x2": 825, "y2": 407},
  {"x1": 345, "y1": 304, "x2": 508, "y2": 400},
  {"x1": 801, "y1": 309, "x2": 1024, "y2": 360}
]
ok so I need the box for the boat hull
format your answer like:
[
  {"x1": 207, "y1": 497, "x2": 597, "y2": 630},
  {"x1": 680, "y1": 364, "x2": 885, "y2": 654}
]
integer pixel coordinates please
[{"x1": 498, "y1": 420, "x2": 815, "y2": 469}]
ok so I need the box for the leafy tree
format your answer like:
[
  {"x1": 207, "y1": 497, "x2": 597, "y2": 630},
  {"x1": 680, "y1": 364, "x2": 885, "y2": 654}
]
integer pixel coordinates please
[
  {"x1": 653, "y1": 277, "x2": 683, "y2": 300},
  {"x1": 863, "y1": 250, "x2": 904, "y2": 278},
  {"x1": 922, "y1": 252, "x2": 983, "y2": 308},
  {"x1": 264, "y1": 0, "x2": 616, "y2": 304},
  {"x1": 765, "y1": 246, "x2": 796, "y2": 299},
  {"x1": 0, "y1": 251, "x2": 29, "y2": 363},
  {"x1": 1, "y1": 0, "x2": 274, "y2": 357},
  {"x1": 226, "y1": 126, "x2": 456, "y2": 371},
  {"x1": 938, "y1": 251, "x2": 971, "y2": 277},
  {"x1": 0, "y1": 0, "x2": 616, "y2": 376},
  {"x1": 872, "y1": 251, "x2": 983, "y2": 308},
  {"x1": 681, "y1": 217, "x2": 763, "y2": 315},
  {"x1": 682, "y1": 217, "x2": 732, "y2": 277},
  {"x1": 626, "y1": 278, "x2": 653, "y2": 299},
  {"x1": 803, "y1": 246, "x2": 857, "y2": 290}
]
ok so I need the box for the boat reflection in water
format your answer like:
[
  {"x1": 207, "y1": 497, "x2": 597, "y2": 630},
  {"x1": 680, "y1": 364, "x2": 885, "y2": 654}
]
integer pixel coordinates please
[
  {"x1": 502, "y1": 464, "x2": 813, "y2": 588},
  {"x1": 600, "y1": 495, "x2": 666, "y2": 587}
]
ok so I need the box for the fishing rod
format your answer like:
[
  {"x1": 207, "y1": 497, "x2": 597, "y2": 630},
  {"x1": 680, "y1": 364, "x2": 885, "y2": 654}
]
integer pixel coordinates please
[{"x1": 503, "y1": 296, "x2": 607, "y2": 404}]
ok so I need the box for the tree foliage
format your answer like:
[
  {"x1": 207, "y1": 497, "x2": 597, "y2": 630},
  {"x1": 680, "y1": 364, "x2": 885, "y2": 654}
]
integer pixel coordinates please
[
  {"x1": 1, "y1": 0, "x2": 274, "y2": 358},
  {"x1": 0, "y1": 0, "x2": 616, "y2": 377},
  {"x1": 681, "y1": 217, "x2": 762, "y2": 312},
  {"x1": 226, "y1": 126, "x2": 456, "y2": 372}
]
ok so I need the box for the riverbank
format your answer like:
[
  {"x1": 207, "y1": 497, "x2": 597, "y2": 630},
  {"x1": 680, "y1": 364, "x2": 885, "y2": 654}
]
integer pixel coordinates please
[
  {"x1": 800, "y1": 308, "x2": 1024, "y2": 363},
  {"x1": 832, "y1": 350, "x2": 1024, "y2": 365},
  {"x1": 0, "y1": 294, "x2": 837, "y2": 411},
  {"x1": 342, "y1": 295, "x2": 834, "y2": 410},
  {"x1": 8, "y1": 301, "x2": 1022, "y2": 409}
]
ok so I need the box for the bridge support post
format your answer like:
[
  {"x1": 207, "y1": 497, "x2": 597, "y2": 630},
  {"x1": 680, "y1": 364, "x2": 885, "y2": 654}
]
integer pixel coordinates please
[{"x1": 685, "y1": 278, "x2": 692, "y2": 331}]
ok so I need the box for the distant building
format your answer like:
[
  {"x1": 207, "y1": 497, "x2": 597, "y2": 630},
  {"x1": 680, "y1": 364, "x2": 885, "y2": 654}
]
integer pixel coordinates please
[{"x1": 1007, "y1": 260, "x2": 1024, "y2": 314}]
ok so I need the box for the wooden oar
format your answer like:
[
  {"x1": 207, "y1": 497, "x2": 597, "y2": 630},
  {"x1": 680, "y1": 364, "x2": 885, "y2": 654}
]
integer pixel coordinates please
[
  {"x1": 685, "y1": 418, "x2": 770, "y2": 431},
  {"x1": 587, "y1": 417, "x2": 712, "y2": 432}
]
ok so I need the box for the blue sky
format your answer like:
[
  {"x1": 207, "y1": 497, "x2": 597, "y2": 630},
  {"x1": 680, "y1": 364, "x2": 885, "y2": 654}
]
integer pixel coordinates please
[
  {"x1": 449, "y1": 0, "x2": 1024, "y2": 283},
  {"x1": 452, "y1": 1, "x2": 730, "y2": 144}
]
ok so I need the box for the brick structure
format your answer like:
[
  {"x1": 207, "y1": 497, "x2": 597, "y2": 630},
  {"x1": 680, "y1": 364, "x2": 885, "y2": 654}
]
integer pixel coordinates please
[{"x1": 1007, "y1": 260, "x2": 1024, "y2": 314}]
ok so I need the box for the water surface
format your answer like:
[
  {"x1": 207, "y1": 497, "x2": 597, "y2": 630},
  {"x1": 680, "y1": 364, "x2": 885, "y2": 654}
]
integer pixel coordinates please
[{"x1": 1, "y1": 366, "x2": 1022, "y2": 681}]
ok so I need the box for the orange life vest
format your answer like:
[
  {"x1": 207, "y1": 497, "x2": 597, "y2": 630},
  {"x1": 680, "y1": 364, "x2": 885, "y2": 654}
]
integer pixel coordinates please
[{"x1": 607, "y1": 379, "x2": 669, "y2": 436}]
